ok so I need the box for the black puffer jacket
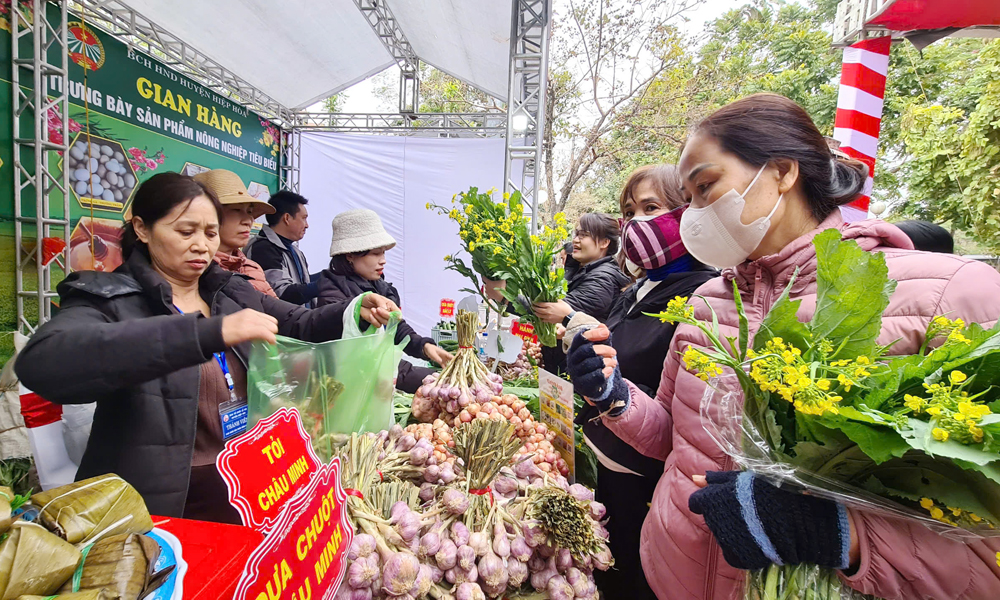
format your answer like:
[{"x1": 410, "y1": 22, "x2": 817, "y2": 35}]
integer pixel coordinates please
[
  {"x1": 315, "y1": 267, "x2": 436, "y2": 393},
  {"x1": 575, "y1": 262, "x2": 718, "y2": 477},
  {"x1": 15, "y1": 250, "x2": 354, "y2": 517},
  {"x1": 564, "y1": 256, "x2": 631, "y2": 322},
  {"x1": 543, "y1": 256, "x2": 631, "y2": 372}
]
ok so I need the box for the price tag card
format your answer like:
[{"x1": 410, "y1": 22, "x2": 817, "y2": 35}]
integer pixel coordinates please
[
  {"x1": 216, "y1": 407, "x2": 323, "y2": 533},
  {"x1": 538, "y1": 369, "x2": 576, "y2": 482},
  {"x1": 233, "y1": 461, "x2": 354, "y2": 600},
  {"x1": 511, "y1": 320, "x2": 538, "y2": 343},
  {"x1": 439, "y1": 298, "x2": 456, "y2": 317}
]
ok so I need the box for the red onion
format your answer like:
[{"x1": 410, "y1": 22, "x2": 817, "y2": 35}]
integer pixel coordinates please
[
  {"x1": 441, "y1": 488, "x2": 469, "y2": 515},
  {"x1": 381, "y1": 552, "x2": 420, "y2": 596},
  {"x1": 546, "y1": 574, "x2": 575, "y2": 600},
  {"x1": 569, "y1": 483, "x2": 594, "y2": 502},
  {"x1": 507, "y1": 558, "x2": 529, "y2": 587},
  {"x1": 457, "y1": 544, "x2": 476, "y2": 570},
  {"x1": 455, "y1": 582, "x2": 486, "y2": 600},
  {"x1": 435, "y1": 538, "x2": 458, "y2": 570},
  {"x1": 451, "y1": 520, "x2": 470, "y2": 546}
]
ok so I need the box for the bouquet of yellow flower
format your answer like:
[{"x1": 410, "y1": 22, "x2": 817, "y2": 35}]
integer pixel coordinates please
[
  {"x1": 429, "y1": 187, "x2": 525, "y2": 314},
  {"x1": 430, "y1": 187, "x2": 570, "y2": 346},
  {"x1": 491, "y1": 214, "x2": 570, "y2": 347},
  {"x1": 653, "y1": 230, "x2": 1000, "y2": 600}
]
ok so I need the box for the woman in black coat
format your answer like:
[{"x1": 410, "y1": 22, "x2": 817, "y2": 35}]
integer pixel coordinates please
[
  {"x1": 571, "y1": 165, "x2": 717, "y2": 600},
  {"x1": 533, "y1": 213, "x2": 631, "y2": 372},
  {"x1": 316, "y1": 209, "x2": 452, "y2": 393},
  {"x1": 15, "y1": 173, "x2": 398, "y2": 522}
]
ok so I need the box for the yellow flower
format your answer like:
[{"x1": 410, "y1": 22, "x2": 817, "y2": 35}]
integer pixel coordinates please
[
  {"x1": 444, "y1": 255, "x2": 452, "y2": 261},
  {"x1": 503, "y1": 192, "x2": 511, "y2": 200},
  {"x1": 817, "y1": 379, "x2": 831, "y2": 391},
  {"x1": 996, "y1": 552, "x2": 1000, "y2": 568},
  {"x1": 950, "y1": 370, "x2": 968, "y2": 384},
  {"x1": 904, "y1": 394, "x2": 925, "y2": 412},
  {"x1": 932, "y1": 427, "x2": 950, "y2": 442},
  {"x1": 856, "y1": 356, "x2": 871, "y2": 366},
  {"x1": 930, "y1": 506, "x2": 945, "y2": 520},
  {"x1": 493, "y1": 246, "x2": 502, "y2": 255},
  {"x1": 465, "y1": 204, "x2": 473, "y2": 215},
  {"x1": 425, "y1": 202, "x2": 432, "y2": 210},
  {"x1": 920, "y1": 497, "x2": 934, "y2": 509}
]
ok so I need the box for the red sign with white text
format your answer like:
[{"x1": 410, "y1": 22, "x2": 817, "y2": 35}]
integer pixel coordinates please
[
  {"x1": 512, "y1": 320, "x2": 538, "y2": 343},
  {"x1": 216, "y1": 407, "x2": 323, "y2": 533},
  {"x1": 233, "y1": 461, "x2": 354, "y2": 600},
  {"x1": 440, "y1": 299, "x2": 456, "y2": 317}
]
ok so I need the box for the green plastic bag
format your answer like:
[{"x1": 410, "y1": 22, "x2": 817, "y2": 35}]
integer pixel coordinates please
[{"x1": 247, "y1": 313, "x2": 406, "y2": 460}]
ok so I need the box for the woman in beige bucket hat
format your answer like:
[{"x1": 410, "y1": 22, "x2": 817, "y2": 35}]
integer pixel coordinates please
[
  {"x1": 317, "y1": 209, "x2": 453, "y2": 392},
  {"x1": 192, "y1": 169, "x2": 278, "y2": 297}
]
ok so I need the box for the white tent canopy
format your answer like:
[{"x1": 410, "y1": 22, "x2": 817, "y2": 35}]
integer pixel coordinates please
[{"x1": 122, "y1": 0, "x2": 513, "y2": 109}]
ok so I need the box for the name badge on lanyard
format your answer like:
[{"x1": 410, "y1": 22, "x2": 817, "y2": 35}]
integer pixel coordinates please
[
  {"x1": 215, "y1": 351, "x2": 249, "y2": 440},
  {"x1": 175, "y1": 305, "x2": 249, "y2": 440}
]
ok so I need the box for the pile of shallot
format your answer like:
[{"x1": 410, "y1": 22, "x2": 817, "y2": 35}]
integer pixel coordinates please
[{"x1": 412, "y1": 310, "x2": 504, "y2": 423}]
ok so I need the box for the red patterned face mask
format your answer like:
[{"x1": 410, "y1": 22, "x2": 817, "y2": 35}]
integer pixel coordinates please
[{"x1": 621, "y1": 205, "x2": 688, "y2": 270}]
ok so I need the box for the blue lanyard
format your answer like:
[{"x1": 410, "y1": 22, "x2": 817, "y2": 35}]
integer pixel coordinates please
[{"x1": 174, "y1": 305, "x2": 237, "y2": 400}]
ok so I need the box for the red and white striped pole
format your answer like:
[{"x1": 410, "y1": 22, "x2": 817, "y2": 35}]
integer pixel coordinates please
[{"x1": 832, "y1": 35, "x2": 891, "y2": 222}]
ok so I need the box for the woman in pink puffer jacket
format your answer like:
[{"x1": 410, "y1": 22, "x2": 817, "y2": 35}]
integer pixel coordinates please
[{"x1": 567, "y1": 94, "x2": 1000, "y2": 599}]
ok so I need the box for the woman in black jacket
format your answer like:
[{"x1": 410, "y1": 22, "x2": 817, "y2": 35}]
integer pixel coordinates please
[
  {"x1": 572, "y1": 165, "x2": 717, "y2": 600},
  {"x1": 533, "y1": 213, "x2": 630, "y2": 372},
  {"x1": 316, "y1": 209, "x2": 452, "y2": 393},
  {"x1": 15, "y1": 173, "x2": 398, "y2": 523}
]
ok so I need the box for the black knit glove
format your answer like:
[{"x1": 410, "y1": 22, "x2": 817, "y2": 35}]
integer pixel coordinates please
[
  {"x1": 565, "y1": 331, "x2": 629, "y2": 417},
  {"x1": 688, "y1": 471, "x2": 850, "y2": 571}
]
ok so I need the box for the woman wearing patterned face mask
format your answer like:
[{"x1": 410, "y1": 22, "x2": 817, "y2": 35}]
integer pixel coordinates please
[
  {"x1": 566, "y1": 94, "x2": 1000, "y2": 599},
  {"x1": 577, "y1": 164, "x2": 718, "y2": 600}
]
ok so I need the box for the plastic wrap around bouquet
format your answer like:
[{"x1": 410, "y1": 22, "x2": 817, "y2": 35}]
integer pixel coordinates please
[
  {"x1": 246, "y1": 312, "x2": 406, "y2": 460},
  {"x1": 653, "y1": 230, "x2": 1000, "y2": 600}
]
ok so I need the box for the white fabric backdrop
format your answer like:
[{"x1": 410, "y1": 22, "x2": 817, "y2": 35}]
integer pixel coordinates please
[{"x1": 298, "y1": 132, "x2": 507, "y2": 336}]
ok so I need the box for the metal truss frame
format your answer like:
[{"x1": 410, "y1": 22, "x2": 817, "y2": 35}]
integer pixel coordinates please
[
  {"x1": 11, "y1": 0, "x2": 72, "y2": 334},
  {"x1": 70, "y1": 0, "x2": 294, "y2": 125},
  {"x1": 279, "y1": 128, "x2": 301, "y2": 193},
  {"x1": 503, "y1": 0, "x2": 551, "y2": 234},
  {"x1": 353, "y1": 0, "x2": 420, "y2": 113},
  {"x1": 291, "y1": 112, "x2": 507, "y2": 137}
]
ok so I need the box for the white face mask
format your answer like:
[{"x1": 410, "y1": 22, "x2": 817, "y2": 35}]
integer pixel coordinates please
[{"x1": 679, "y1": 164, "x2": 783, "y2": 268}]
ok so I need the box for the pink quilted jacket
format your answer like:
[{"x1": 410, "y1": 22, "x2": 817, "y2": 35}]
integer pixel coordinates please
[{"x1": 604, "y1": 212, "x2": 1000, "y2": 600}]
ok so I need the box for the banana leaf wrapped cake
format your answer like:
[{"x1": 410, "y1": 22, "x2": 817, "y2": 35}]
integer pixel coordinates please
[
  {"x1": 59, "y1": 533, "x2": 168, "y2": 600},
  {"x1": 0, "y1": 521, "x2": 81, "y2": 600},
  {"x1": 19, "y1": 591, "x2": 120, "y2": 600},
  {"x1": 29, "y1": 475, "x2": 152, "y2": 544}
]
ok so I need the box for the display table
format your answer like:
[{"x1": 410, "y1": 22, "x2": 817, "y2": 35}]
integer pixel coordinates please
[{"x1": 153, "y1": 516, "x2": 263, "y2": 600}]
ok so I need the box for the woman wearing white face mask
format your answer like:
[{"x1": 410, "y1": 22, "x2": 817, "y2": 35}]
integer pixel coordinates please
[
  {"x1": 565, "y1": 94, "x2": 1000, "y2": 599},
  {"x1": 574, "y1": 165, "x2": 717, "y2": 600}
]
